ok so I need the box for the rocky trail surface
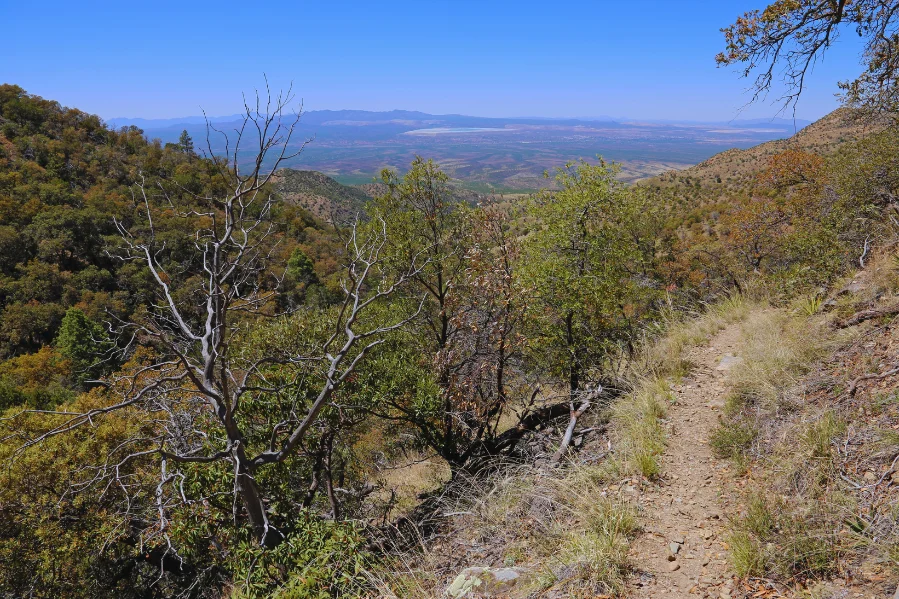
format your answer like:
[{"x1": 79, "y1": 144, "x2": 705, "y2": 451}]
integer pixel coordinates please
[{"x1": 628, "y1": 324, "x2": 742, "y2": 599}]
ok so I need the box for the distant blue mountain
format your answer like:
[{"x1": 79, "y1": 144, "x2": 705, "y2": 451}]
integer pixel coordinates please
[
  {"x1": 110, "y1": 109, "x2": 630, "y2": 132},
  {"x1": 106, "y1": 110, "x2": 812, "y2": 134},
  {"x1": 106, "y1": 114, "x2": 245, "y2": 128}
]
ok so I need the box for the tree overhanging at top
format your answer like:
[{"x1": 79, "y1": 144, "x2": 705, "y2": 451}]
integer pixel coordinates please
[{"x1": 718, "y1": 0, "x2": 899, "y2": 113}]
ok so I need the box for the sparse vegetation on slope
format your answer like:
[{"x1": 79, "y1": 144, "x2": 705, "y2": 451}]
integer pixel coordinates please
[
  {"x1": 708, "y1": 256, "x2": 899, "y2": 595},
  {"x1": 652, "y1": 109, "x2": 884, "y2": 190},
  {"x1": 271, "y1": 168, "x2": 372, "y2": 222}
]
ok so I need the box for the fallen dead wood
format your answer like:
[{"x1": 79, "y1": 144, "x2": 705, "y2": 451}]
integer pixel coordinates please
[
  {"x1": 848, "y1": 365, "x2": 899, "y2": 395},
  {"x1": 837, "y1": 303, "x2": 899, "y2": 328},
  {"x1": 551, "y1": 399, "x2": 592, "y2": 464}
]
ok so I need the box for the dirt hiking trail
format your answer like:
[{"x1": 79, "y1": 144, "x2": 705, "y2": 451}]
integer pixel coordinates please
[{"x1": 628, "y1": 323, "x2": 742, "y2": 599}]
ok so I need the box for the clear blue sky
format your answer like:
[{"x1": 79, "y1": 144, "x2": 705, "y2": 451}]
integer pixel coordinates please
[{"x1": 2, "y1": 0, "x2": 866, "y2": 121}]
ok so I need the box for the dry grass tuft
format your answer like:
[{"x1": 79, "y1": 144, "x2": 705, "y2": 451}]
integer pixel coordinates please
[
  {"x1": 725, "y1": 310, "x2": 833, "y2": 415},
  {"x1": 604, "y1": 378, "x2": 669, "y2": 480},
  {"x1": 368, "y1": 463, "x2": 639, "y2": 597},
  {"x1": 726, "y1": 486, "x2": 849, "y2": 581},
  {"x1": 638, "y1": 294, "x2": 752, "y2": 379}
]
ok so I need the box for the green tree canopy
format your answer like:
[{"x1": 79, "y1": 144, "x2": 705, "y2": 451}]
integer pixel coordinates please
[
  {"x1": 521, "y1": 160, "x2": 662, "y2": 398},
  {"x1": 54, "y1": 307, "x2": 112, "y2": 385}
]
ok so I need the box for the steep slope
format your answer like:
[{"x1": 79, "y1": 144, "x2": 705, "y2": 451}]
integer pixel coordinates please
[
  {"x1": 710, "y1": 262, "x2": 899, "y2": 599},
  {"x1": 0, "y1": 85, "x2": 343, "y2": 408},
  {"x1": 650, "y1": 108, "x2": 886, "y2": 188},
  {"x1": 272, "y1": 169, "x2": 372, "y2": 222}
]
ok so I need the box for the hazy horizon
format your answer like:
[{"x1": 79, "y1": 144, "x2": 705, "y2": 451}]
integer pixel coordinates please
[{"x1": 103, "y1": 108, "x2": 815, "y2": 129}]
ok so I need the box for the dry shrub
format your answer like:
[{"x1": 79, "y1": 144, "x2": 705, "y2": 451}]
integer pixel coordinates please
[{"x1": 368, "y1": 463, "x2": 639, "y2": 598}]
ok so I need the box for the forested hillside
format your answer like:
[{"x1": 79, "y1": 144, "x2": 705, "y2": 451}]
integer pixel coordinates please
[
  {"x1": 271, "y1": 169, "x2": 372, "y2": 222},
  {"x1": 0, "y1": 84, "x2": 345, "y2": 410}
]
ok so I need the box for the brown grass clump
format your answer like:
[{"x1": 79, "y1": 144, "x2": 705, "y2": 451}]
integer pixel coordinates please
[
  {"x1": 726, "y1": 412, "x2": 853, "y2": 580},
  {"x1": 716, "y1": 270, "x2": 899, "y2": 590},
  {"x1": 368, "y1": 463, "x2": 639, "y2": 598},
  {"x1": 726, "y1": 309, "x2": 833, "y2": 414}
]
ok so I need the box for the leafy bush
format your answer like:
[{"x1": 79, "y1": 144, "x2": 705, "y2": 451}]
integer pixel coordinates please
[{"x1": 231, "y1": 515, "x2": 374, "y2": 599}]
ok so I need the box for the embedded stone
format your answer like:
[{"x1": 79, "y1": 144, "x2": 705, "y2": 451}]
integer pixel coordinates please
[
  {"x1": 716, "y1": 355, "x2": 743, "y2": 371},
  {"x1": 447, "y1": 567, "x2": 528, "y2": 597}
]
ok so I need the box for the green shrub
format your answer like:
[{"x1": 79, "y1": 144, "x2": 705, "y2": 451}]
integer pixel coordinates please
[
  {"x1": 231, "y1": 514, "x2": 374, "y2": 599},
  {"x1": 710, "y1": 420, "x2": 758, "y2": 461}
]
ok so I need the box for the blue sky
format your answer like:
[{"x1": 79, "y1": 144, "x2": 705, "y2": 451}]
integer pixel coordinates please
[{"x1": 3, "y1": 0, "x2": 866, "y2": 121}]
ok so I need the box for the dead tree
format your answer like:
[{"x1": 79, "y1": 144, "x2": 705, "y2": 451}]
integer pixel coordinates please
[{"x1": 4, "y1": 84, "x2": 423, "y2": 551}]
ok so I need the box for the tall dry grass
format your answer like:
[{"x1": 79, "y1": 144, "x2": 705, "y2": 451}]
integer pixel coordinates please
[{"x1": 710, "y1": 307, "x2": 869, "y2": 582}]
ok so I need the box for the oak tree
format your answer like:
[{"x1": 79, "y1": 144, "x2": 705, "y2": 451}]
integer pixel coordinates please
[{"x1": 718, "y1": 0, "x2": 899, "y2": 112}]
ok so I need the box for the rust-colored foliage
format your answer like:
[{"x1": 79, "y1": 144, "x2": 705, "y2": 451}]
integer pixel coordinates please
[
  {"x1": 441, "y1": 206, "x2": 529, "y2": 427},
  {"x1": 718, "y1": 149, "x2": 829, "y2": 273}
]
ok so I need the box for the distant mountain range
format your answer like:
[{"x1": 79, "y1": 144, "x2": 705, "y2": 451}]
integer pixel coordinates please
[
  {"x1": 107, "y1": 110, "x2": 812, "y2": 131},
  {"x1": 106, "y1": 109, "x2": 815, "y2": 190}
]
